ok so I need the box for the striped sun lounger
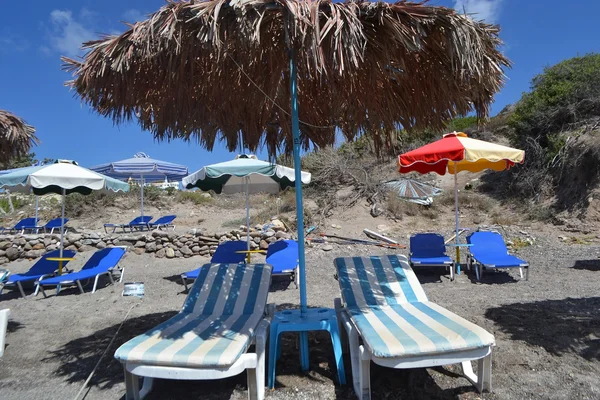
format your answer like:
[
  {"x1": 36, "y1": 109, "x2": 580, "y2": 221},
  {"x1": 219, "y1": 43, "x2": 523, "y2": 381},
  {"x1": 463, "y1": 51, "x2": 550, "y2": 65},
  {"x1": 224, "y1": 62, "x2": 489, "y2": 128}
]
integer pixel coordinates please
[
  {"x1": 334, "y1": 255, "x2": 495, "y2": 399},
  {"x1": 115, "y1": 262, "x2": 274, "y2": 400}
]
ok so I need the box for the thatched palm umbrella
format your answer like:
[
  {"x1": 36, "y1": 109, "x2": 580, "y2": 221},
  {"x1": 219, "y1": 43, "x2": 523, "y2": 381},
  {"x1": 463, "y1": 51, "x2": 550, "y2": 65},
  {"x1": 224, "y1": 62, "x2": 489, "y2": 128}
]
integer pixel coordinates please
[
  {"x1": 63, "y1": 0, "x2": 509, "y2": 379},
  {"x1": 0, "y1": 110, "x2": 38, "y2": 164}
]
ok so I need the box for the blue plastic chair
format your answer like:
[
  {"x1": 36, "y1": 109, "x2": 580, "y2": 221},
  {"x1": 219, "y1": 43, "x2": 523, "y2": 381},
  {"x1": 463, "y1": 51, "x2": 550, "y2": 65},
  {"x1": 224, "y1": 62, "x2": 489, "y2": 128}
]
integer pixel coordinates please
[
  {"x1": 180, "y1": 240, "x2": 248, "y2": 290},
  {"x1": 148, "y1": 215, "x2": 176, "y2": 231},
  {"x1": 43, "y1": 218, "x2": 69, "y2": 234},
  {"x1": 466, "y1": 231, "x2": 529, "y2": 280},
  {"x1": 0, "y1": 250, "x2": 77, "y2": 298},
  {"x1": 104, "y1": 216, "x2": 153, "y2": 233},
  {"x1": 409, "y1": 233, "x2": 455, "y2": 280},
  {"x1": 2, "y1": 218, "x2": 37, "y2": 234},
  {"x1": 266, "y1": 240, "x2": 299, "y2": 288},
  {"x1": 38, "y1": 247, "x2": 126, "y2": 296}
]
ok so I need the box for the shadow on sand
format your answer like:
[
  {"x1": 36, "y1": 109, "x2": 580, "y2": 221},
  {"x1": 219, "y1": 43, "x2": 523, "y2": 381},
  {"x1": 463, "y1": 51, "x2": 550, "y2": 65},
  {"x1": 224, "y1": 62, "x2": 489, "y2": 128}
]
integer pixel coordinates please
[
  {"x1": 486, "y1": 297, "x2": 600, "y2": 360},
  {"x1": 572, "y1": 259, "x2": 600, "y2": 272}
]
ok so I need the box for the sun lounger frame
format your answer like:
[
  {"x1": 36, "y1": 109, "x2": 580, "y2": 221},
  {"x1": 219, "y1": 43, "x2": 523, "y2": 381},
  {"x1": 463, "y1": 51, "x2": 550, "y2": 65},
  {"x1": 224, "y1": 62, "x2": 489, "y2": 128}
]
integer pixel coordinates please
[
  {"x1": 334, "y1": 255, "x2": 493, "y2": 399},
  {"x1": 466, "y1": 230, "x2": 530, "y2": 281},
  {"x1": 121, "y1": 304, "x2": 274, "y2": 400}
]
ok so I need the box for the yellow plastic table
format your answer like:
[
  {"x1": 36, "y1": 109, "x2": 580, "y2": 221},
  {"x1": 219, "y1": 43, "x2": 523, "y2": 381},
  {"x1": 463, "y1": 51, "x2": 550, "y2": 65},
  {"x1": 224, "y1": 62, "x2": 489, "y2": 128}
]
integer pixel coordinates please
[{"x1": 46, "y1": 257, "x2": 75, "y2": 275}]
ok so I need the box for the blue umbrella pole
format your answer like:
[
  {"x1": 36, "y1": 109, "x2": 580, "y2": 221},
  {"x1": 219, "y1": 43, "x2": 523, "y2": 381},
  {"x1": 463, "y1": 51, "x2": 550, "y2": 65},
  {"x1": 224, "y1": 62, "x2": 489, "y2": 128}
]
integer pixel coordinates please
[{"x1": 290, "y1": 47, "x2": 308, "y2": 313}]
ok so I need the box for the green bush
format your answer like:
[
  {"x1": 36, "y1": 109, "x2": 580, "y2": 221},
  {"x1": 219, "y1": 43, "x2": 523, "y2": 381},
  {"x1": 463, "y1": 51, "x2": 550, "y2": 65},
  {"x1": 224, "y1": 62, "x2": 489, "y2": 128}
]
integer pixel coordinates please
[
  {"x1": 0, "y1": 195, "x2": 27, "y2": 211},
  {"x1": 176, "y1": 191, "x2": 213, "y2": 205},
  {"x1": 446, "y1": 116, "x2": 478, "y2": 133},
  {"x1": 509, "y1": 53, "x2": 600, "y2": 147}
]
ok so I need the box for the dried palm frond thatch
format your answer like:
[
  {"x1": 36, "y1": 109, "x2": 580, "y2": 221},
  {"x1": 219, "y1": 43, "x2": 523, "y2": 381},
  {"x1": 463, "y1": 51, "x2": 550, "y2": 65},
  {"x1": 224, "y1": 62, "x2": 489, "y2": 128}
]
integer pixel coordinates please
[
  {"x1": 63, "y1": 0, "x2": 510, "y2": 157},
  {"x1": 0, "y1": 110, "x2": 39, "y2": 163}
]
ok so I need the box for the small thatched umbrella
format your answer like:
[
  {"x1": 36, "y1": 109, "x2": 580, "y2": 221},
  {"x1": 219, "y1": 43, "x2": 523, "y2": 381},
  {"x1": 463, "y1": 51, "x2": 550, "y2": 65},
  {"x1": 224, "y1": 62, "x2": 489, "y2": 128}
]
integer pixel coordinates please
[
  {"x1": 0, "y1": 110, "x2": 39, "y2": 164},
  {"x1": 63, "y1": 0, "x2": 510, "y2": 381}
]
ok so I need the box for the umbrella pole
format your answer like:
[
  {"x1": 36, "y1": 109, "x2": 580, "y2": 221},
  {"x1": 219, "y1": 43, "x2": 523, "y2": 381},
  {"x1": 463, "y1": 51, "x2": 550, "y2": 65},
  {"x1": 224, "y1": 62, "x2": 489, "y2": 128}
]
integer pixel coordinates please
[
  {"x1": 290, "y1": 47, "x2": 307, "y2": 313},
  {"x1": 140, "y1": 175, "x2": 144, "y2": 217},
  {"x1": 59, "y1": 188, "x2": 66, "y2": 274},
  {"x1": 34, "y1": 196, "x2": 39, "y2": 226},
  {"x1": 454, "y1": 162, "x2": 460, "y2": 275},
  {"x1": 246, "y1": 177, "x2": 251, "y2": 263}
]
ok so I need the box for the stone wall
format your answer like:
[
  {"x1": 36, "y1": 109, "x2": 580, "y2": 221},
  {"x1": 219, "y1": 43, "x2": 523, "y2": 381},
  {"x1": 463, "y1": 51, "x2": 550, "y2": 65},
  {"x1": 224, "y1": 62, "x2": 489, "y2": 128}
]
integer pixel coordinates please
[{"x1": 0, "y1": 225, "x2": 291, "y2": 265}]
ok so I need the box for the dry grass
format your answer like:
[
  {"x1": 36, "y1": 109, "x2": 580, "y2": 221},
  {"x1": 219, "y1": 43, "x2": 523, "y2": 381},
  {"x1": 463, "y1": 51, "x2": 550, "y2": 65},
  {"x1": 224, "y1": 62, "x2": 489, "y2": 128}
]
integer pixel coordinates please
[{"x1": 63, "y1": 0, "x2": 509, "y2": 157}]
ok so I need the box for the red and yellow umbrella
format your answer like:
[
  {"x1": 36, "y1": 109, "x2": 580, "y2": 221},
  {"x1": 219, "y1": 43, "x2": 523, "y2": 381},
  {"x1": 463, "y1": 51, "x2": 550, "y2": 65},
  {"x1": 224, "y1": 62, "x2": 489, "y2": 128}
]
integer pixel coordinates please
[{"x1": 398, "y1": 132, "x2": 524, "y2": 275}]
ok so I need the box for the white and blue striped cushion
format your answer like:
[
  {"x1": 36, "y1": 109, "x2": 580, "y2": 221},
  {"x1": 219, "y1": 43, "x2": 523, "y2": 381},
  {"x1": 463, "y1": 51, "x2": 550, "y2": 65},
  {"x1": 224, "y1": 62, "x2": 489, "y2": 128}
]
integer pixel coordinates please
[
  {"x1": 115, "y1": 263, "x2": 272, "y2": 368},
  {"x1": 335, "y1": 255, "x2": 494, "y2": 358}
]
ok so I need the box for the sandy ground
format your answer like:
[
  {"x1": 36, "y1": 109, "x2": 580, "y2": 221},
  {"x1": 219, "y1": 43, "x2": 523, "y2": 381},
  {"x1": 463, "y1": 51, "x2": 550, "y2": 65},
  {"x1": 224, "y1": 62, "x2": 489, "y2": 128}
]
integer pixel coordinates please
[{"x1": 1, "y1": 221, "x2": 600, "y2": 400}]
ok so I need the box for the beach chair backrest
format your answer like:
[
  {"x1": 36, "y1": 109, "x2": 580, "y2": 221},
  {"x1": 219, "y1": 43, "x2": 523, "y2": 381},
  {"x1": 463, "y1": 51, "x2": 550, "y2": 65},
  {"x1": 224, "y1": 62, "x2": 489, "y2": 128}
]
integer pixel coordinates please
[
  {"x1": 81, "y1": 247, "x2": 126, "y2": 272},
  {"x1": 13, "y1": 218, "x2": 36, "y2": 230},
  {"x1": 45, "y1": 218, "x2": 68, "y2": 228},
  {"x1": 334, "y1": 255, "x2": 428, "y2": 309},
  {"x1": 182, "y1": 263, "x2": 272, "y2": 316},
  {"x1": 467, "y1": 231, "x2": 508, "y2": 257},
  {"x1": 154, "y1": 215, "x2": 176, "y2": 225},
  {"x1": 266, "y1": 240, "x2": 298, "y2": 271},
  {"x1": 129, "y1": 216, "x2": 152, "y2": 225},
  {"x1": 28, "y1": 250, "x2": 77, "y2": 276},
  {"x1": 410, "y1": 233, "x2": 447, "y2": 257},
  {"x1": 211, "y1": 240, "x2": 248, "y2": 264}
]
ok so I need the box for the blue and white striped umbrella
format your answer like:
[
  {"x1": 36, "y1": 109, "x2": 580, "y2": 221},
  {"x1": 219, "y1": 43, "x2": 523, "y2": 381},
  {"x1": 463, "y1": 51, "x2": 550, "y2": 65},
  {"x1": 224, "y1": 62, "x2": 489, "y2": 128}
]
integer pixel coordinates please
[
  {"x1": 91, "y1": 152, "x2": 188, "y2": 216},
  {"x1": 384, "y1": 178, "x2": 442, "y2": 206}
]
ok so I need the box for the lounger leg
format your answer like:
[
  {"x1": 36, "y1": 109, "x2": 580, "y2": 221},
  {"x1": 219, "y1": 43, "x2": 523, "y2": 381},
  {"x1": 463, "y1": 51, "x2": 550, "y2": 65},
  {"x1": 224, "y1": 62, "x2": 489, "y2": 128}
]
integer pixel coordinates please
[
  {"x1": 479, "y1": 352, "x2": 492, "y2": 392},
  {"x1": 294, "y1": 266, "x2": 299, "y2": 289},
  {"x1": 181, "y1": 276, "x2": 189, "y2": 292},
  {"x1": 16, "y1": 281, "x2": 26, "y2": 298},
  {"x1": 267, "y1": 326, "x2": 279, "y2": 389},
  {"x1": 525, "y1": 266, "x2": 529, "y2": 281},
  {"x1": 334, "y1": 298, "x2": 349, "y2": 353},
  {"x1": 344, "y1": 314, "x2": 361, "y2": 397},
  {"x1": 92, "y1": 276, "x2": 100, "y2": 293},
  {"x1": 77, "y1": 280, "x2": 85, "y2": 294},
  {"x1": 124, "y1": 367, "x2": 141, "y2": 400},
  {"x1": 139, "y1": 377, "x2": 154, "y2": 399},
  {"x1": 250, "y1": 320, "x2": 268, "y2": 400},
  {"x1": 450, "y1": 262, "x2": 455, "y2": 281},
  {"x1": 358, "y1": 346, "x2": 371, "y2": 400},
  {"x1": 40, "y1": 285, "x2": 48, "y2": 298},
  {"x1": 519, "y1": 268, "x2": 523, "y2": 279}
]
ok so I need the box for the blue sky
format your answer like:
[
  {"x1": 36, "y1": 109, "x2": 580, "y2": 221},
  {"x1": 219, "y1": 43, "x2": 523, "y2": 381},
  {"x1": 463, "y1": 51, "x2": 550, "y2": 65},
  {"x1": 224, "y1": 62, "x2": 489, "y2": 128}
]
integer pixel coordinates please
[{"x1": 1, "y1": 0, "x2": 599, "y2": 173}]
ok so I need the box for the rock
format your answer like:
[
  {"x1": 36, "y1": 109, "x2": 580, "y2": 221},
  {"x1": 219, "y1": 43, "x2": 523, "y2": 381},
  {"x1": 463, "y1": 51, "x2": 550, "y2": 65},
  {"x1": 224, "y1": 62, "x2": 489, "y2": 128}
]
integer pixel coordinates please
[
  {"x1": 249, "y1": 231, "x2": 262, "y2": 238},
  {"x1": 145, "y1": 242, "x2": 157, "y2": 252},
  {"x1": 152, "y1": 230, "x2": 169, "y2": 238},
  {"x1": 180, "y1": 246, "x2": 193, "y2": 256},
  {"x1": 322, "y1": 245, "x2": 333, "y2": 252},
  {"x1": 14, "y1": 238, "x2": 26, "y2": 247},
  {"x1": 0, "y1": 257, "x2": 8, "y2": 265},
  {"x1": 264, "y1": 230, "x2": 276, "y2": 238},
  {"x1": 120, "y1": 236, "x2": 138, "y2": 243},
  {"x1": 254, "y1": 224, "x2": 263, "y2": 231},
  {"x1": 266, "y1": 236, "x2": 277, "y2": 244},
  {"x1": 253, "y1": 237, "x2": 261, "y2": 244},
  {"x1": 200, "y1": 192, "x2": 211, "y2": 199},
  {"x1": 156, "y1": 248, "x2": 166, "y2": 258},
  {"x1": 32, "y1": 243, "x2": 45, "y2": 250},
  {"x1": 6, "y1": 247, "x2": 20, "y2": 260},
  {"x1": 259, "y1": 240, "x2": 269, "y2": 250},
  {"x1": 304, "y1": 199, "x2": 319, "y2": 212},
  {"x1": 96, "y1": 241, "x2": 107, "y2": 249},
  {"x1": 175, "y1": 250, "x2": 182, "y2": 258},
  {"x1": 45, "y1": 244, "x2": 57, "y2": 252},
  {"x1": 165, "y1": 248, "x2": 175, "y2": 258},
  {"x1": 0, "y1": 241, "x2": 10, "y2": 250},
  {"x1": 134, "y1": 241, "x2": 146, "y2": 248},
  {"x1": 167, "y1": 232, "x2": 178, "y2": 242},
  {"x1": 215, "y1": 232, "x2": 228, "y2": 239},
  {"x1": 249, "y1": 241, "x2": 259, "y2": 250},
  {"x1": 133, "y1": 248, "x2": 145, "y2": 255},
  {"x1": 44, "y1": 237, "x2": 53, "y2": 247},
  {"x1": 23, "y1": 243, "x2": 32, "y2": 251},
  {"x1": 331, "y1": 224, "x2": 341, "y2": 230},
  {"x1": 80, "y1": 239, "x2": 93, "y2": 246},
  {"x1": 89, "y1": 232, "x2": 100, "y2": 240},
  {"x1": 66, "y1": 233, "x2": 82, "y2": 244},
  {"x1": 114, "y1": 241, "x2": 132, "y2": 247},
  {"x1": 199, "y1": 245, "x2": 209, "y2": 252},
  {"x1": 270, "y1": 219, "x2": 286, "y2": 231},
  {"x1": 24, "y1": 249, "x2": 45, "y2": 259},
  {"x1": 275, "y1": 231, "x2": 289, "y2": 239},
  {"x1": 78, "y1": 245, "x2": 96, "y2": 252},
  {"x1": 192, "y1": 246, "x2": 201, "y2": 253},
  {"x1": 28, "y1": 239, "x2": 40, "y2": 246},
  {"x1": 0, "y1": 250, "x2": 5, "y2": 257}
]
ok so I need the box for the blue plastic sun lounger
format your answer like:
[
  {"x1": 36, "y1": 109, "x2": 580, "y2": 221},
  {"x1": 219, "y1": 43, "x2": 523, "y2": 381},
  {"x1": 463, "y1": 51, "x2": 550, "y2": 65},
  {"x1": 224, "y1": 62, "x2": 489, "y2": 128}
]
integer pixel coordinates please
[
  {"x1": 409, "y1": 233, "x2": 455, "y2": 280},
  {"x1": 115, "y1": 262, "x2": 273, "y2": 400},
  {"x1": 466, "y1": 231, "x2": 529, "y2": 281},
  {"x1": 180, "y1": 240, "x2": 247, "y2": 290},
  {"x1": 148, "y1": 215, "x2": 176, "y2": 231},
  {"x1": 0, "y1": 250, "x2": 77, "y2": 298},
  {"x1": 3, "y1": 218, "x2": 37, "y2": 234},
  {"x1": 104, "y1": 216, "x2": 153, "y2": 233},
  {"x1": 334, "y1": 255, "x2": 495, "y2": 399},
  {"x1": 38, "y1": 247, "x2": 126, "y2": 296},
  {"x1": 41, "y1": 218, "x2": 69, "y2": 234},
  {"x1": 266, "y1": 240, "x2": 299, "y2": 288}
]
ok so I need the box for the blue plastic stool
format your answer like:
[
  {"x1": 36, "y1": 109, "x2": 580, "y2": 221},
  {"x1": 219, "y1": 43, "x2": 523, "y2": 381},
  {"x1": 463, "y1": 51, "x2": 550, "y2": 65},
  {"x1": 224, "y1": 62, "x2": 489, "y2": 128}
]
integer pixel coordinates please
[{"x1": 267, "y1": 308, "x2": 346, "y2": 388}]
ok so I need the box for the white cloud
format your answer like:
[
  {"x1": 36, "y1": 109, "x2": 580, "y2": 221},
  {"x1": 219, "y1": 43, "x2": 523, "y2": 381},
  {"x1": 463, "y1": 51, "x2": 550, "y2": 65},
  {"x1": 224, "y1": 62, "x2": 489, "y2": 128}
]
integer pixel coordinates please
[
  {"x1": 454, "y1": 0, "x2": 503, "y2": 23},
  {"x1": 122, "y1": 9, "x2": 146, "y2": 22},
  {"x1": 48, "y1": 9, "x2": 94, "y2": 56}
]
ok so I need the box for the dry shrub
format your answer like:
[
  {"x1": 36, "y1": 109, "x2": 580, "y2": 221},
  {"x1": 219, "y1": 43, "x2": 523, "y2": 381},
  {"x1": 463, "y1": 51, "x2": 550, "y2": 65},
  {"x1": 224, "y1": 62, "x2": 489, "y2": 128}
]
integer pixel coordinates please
[{"x1": 176, "y1": 191, "x2": 213, "y2": 205}]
